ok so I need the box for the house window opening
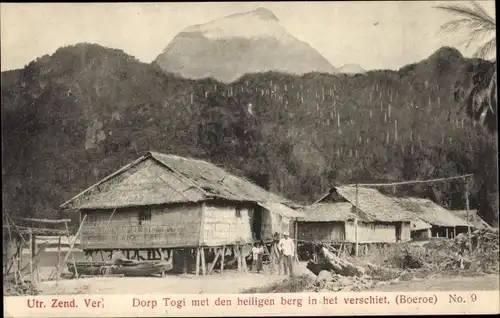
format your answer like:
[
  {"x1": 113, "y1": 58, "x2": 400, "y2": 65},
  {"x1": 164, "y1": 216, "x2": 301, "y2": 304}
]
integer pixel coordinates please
[
  {"x1": 235, "y1": 207, "x2": 242, "y2": 218},
  {"x1": 138, "y1": 209, "x2": 152, "y2": 225}
]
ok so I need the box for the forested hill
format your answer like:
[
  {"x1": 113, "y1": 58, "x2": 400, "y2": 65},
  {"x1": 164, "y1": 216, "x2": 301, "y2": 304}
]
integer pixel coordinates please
[{"x1": 1, "y1": 43, "x2": 498, "y2": 226}]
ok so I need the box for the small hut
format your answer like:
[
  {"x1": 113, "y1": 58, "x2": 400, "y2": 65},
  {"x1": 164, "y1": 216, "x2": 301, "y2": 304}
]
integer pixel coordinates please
[
  {"x1": 60, "y1": 151, "x2": 304, "y2": 274},
  {"x1": 392, "y1": 197, "x2": 471, "y2": 239},
  {"x1": 312, "y1": 186, "x2": 413, "y2": 244},
  {"x1": 452, "y1": 209, "x2": 492, "y2": 230},
  {"x1": 298, "y1": 202, "x2": 368, "y2": 243}
]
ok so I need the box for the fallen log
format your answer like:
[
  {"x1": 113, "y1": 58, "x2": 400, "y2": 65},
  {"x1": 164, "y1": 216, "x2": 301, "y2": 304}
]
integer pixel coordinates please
[{"x1": 321, "y1": 247, "x2": 365, "y2": 277}]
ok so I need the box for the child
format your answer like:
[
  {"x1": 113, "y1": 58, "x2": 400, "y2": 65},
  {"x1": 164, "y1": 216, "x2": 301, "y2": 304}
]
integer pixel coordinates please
[{"x1": 251, "y1": 242, "x2": 264, "y2": 273}]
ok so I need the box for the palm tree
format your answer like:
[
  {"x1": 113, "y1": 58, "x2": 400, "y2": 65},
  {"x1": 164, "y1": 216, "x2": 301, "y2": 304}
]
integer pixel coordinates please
[{"x1": 436, "y1": 1, "x2": 497, "y2": 132}]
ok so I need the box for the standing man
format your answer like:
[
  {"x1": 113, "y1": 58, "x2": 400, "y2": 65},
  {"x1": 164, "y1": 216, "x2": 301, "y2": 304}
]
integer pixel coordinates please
[{"x1": 278, "y1": 231, "x2": 295, "y2": 277}]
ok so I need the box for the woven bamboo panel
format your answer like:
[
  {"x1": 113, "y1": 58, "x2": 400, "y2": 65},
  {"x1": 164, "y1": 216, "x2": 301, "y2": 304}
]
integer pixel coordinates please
[
  {"x1": 298, "y1": 222, "x2": 345, "y2": 242},
  {"x1": 81, "y1": 204, "x2": 201, "y2": 249},
  {"x1": 344, "y1": 221, "x2": 401, "y2": 243},
  {"x1": 202, "y1": 204, "x2": 253, "y2": 246}
]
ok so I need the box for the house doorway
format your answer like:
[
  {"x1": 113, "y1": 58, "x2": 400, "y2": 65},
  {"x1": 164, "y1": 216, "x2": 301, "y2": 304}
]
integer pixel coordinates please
[
  {"x1": 251, "y1": 206, "x2": 263, "y2": 241},
  {"x1": 395, "y1": 222, "x2": 402, "y2": 241}
]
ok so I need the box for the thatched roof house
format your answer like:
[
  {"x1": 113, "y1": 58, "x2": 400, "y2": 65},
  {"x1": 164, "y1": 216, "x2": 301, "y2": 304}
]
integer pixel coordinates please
[
  {"x1": 452, "y1": 210, "x2": 492, "y2": 229},
  {"x1": 297, "y1": 202, "x2": 371, "y2": 243},
  {"x1": 61, "y1": 151, "x2": 304, "y2": 251},
  {"x1": 391, "y1": 197, "x2": 470, "y2": 238},
  {"x1": 62, "y1": 151, "x2": 288, "y2": 209},
  {"x1": 333, "y1": 186, "x2": 415, "y2": 223},
  {"x1": 308, "y1": 186, "x2": 416, "y2": 243},
  {"x1": 300, "y1": 202, "x2": 359, "y2": 223}
]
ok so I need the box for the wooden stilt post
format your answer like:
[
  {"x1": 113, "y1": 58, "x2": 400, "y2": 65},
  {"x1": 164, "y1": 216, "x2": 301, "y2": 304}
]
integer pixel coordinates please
[
  {"x1": 209, "y1": 249, "x2": 221, "y2": 274},
  {"x1": 16, "y1": 238, "x2": 22, "y2": 281},
  {"x1": 195, "y1": 248, "x2": 200, "y2": 276},
  {"x1": 28, "y1": 228, "x2": 34, "y2": 283},
  {"x1": 355, "y1": 183, "x2": 360, "y2": 257},
  {"x1": 200, "y1": 247, "x2": 206, "y2": 276},
  {"x1": 13, "y1": 242, "x2": 19, "y2": 286},
  {"x1": 159, "y1": 249, "x2": 165, "y2": 277},
  {"x1": 294, "y1": 221, "x2": 299, "y2": 263},
  {"x1": 63, "y1": 214, "x2": 87, "y2": 263},
  {"x1": 220, "y1": 245, "x2": 225, "y2": 274},
  {"x1": 465, "y1": 180, "x2": 472, "y2": 252},
  {"x1": 241, "y1": 246, "x2": 248, "y2": 273},
  {"x1": 30, "y1": 231, "x2": 38, "y2": 283},
  {"x1": 64, "y1": 221, "x2": 78, "y2": 279},
  {"x1": 183, "y1": 250, "x2": 188, "y2": 274},
  {"x1": 5, "y1": 218, "x2": 18, "y2": 285},
  {"x1": 235, "y1": 246, "x2": 241, "y2": 273},
  {"x1": 269, "y1": 244, "x2": 275, "y2": 275},
  {"x1": 56, "y1": 235, "x2": 61, "y2": 283}
]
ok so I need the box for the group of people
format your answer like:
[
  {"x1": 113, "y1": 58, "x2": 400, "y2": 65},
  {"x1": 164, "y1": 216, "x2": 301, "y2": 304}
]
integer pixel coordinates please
[{"x1": 249, "y1": 231, "x2": 295, "y2": 277}]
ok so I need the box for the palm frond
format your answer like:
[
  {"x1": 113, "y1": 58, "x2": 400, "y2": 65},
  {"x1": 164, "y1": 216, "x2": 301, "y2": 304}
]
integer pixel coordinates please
[
  {"x1": 470, "y1": 1, "x2": 496, "y2": 25},
  {"x1": 440, "y1": 18, "x2": 495, "y2": 40},
  {"x1": 436, "y1": 1, "x2": 496, "y2": 61},
  {"x1": 464, "y1": 28, "x2": 492, "y2": 49},
  {"x1": 435, "y1": 2, "x2": 495, "y2": 27},
  {"x1": 473, "y1": 38, "x2": 497, "y2": 60}
]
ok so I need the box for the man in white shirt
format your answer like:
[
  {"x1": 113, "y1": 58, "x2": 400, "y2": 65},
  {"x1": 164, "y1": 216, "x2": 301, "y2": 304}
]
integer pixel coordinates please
[{"x1": 278, "y1": 231, "x2": 295, "y2": 277}]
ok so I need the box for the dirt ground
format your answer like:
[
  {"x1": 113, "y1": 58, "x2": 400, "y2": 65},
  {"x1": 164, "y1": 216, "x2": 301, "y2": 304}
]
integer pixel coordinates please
[
  {"x1": 371, "y1": 274, "x2": 500, "y2": 292},
  {"x1": 38, "y1": 272, "x2": 499, "y2": 295},
  {"x1": 38, "y1": 271, "x2": 286, "y2": 295}
]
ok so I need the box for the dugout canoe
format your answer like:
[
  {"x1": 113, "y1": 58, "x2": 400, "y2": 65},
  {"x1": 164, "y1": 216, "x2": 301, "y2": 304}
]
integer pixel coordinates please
[{"x1": 67, "y1": 259, "x2": 173, "y2": 277}]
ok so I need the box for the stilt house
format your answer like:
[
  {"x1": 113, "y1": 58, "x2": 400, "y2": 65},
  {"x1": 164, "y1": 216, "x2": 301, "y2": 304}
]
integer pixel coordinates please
[
  {"x1": 60, "y1": 151, "x2": 303, "y2": 255},
  {"x1": 298, "y1": 202, "x2": 368, "y2": 243},
  {"x1": 391, "y1": 197, "x2": 471, "y2": 239},
  {"x1": 308, "y1": 186, "x2": 414, "y2": 243}
]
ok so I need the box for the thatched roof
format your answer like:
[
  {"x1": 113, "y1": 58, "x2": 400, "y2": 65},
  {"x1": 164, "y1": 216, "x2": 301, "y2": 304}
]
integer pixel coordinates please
[
  {"x1": 452, "y1": 210, "x2": 492, "y2": 229},
  {"x1": 299, "y1": 202, "x2": 359, "y2": 222},
  {"x1": 392, "y1": 197, "x2": 470, "y2": 227},
  {"x1": 258, "y1": 202, "x2": 305, "y2": 219},
  {"x1": 61, "y1": 151, "x2": 290, "y2": 210},
  {"x1": 330, "y1": 186, "x2": 415, "y2": 222}
]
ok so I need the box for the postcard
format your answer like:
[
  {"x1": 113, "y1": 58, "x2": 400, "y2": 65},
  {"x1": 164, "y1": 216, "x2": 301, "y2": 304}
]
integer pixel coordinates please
[{"x1": 2, "y1": 1, "x2": 498, "y2": 317}]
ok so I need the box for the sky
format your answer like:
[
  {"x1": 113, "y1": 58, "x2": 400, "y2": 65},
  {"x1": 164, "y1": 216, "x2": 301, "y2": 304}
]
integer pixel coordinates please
[{"x1": 0, "y1": 1, "x2": 496, "y2": 72}]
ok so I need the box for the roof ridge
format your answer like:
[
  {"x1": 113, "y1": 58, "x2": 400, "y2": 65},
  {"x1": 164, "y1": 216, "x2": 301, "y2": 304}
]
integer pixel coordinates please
[
  {"x1": 60, "y1": 153, "x2": 151, "y2": 209},
  {"x1": 150, "y1": 151, "x2": 289, "y2": 203},
  {"x1": 148, "y1": 152, "x2": 210, "y2": 198}
]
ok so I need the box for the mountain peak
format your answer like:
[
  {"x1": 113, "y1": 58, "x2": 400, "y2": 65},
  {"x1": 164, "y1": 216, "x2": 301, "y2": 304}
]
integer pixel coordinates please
[
  {"x1": 181, "y1": 7, "x2": 284, "y2": 40},
  {"x1": 250, "y1": 7, "x2": 279, "y2": 21},
  {"x1": 336, "y1": 64, "x2": 366, "y2": 74},
  {"x1": 217, "y1": 7, "x2": 279, "y2": 22},
  {"x1": 430, "y1": 46, "x2": 463, "y2": 61},
  {"x1": 156, "y1": 6, "x2": 335, "y2": 82}
]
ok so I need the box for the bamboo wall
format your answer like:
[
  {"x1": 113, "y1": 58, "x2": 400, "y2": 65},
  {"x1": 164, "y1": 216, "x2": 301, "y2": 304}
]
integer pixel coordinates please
[
  {"x1": 80, "y1": 201, "x2": 296, "y2": 250},
  {"x1": 344, "y1": 221, "x2": 411, "y2": 243},
  {"x1": 411, "y1": 228, "x2": 431, "y2": 241},
  {"x1": 297, "y1": 222, "x2": 346, "y2": 242},
  {"x1": 201, "y1": 203, "x2": 253, "y2": 246},
  {"x1": 80, "y1": 204, "x2": 202, "y2": 249},
  {"x1": 261, "y1": 209, "x2": 294, "y2": 241}
]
